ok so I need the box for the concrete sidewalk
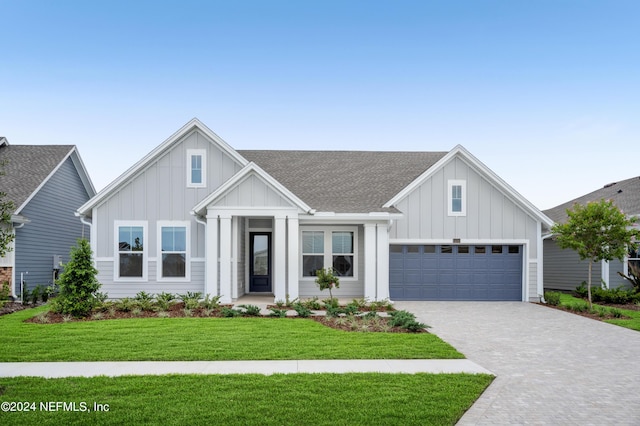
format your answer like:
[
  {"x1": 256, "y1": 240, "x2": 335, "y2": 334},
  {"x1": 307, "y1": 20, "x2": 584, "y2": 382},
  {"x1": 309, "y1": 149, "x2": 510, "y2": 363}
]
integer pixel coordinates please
[{"x1": 0, "y1": 359, "x2": 492, "y2": 378}]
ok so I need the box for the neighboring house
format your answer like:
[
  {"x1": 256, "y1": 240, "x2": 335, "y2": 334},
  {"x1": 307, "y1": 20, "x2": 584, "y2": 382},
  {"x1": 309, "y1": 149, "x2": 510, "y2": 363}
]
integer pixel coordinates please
[
  {"x1": 77, "y1": 119, "x2": 553, "y2": 303},
  {"x1": 543, "y1": 176, "x2": 640, "y2": 292},
  {"x1": 0, "y1": 137, "x2": 95, "y2": 297}
]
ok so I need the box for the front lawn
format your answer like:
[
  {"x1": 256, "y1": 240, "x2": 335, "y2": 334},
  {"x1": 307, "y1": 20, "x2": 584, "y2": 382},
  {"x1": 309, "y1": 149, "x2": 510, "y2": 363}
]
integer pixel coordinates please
[
  {"x1": 0, "y1": 306, "x2": 463, "y2": 361},
  {"x1": 552, "y1": 294, "x2": 640, "y2": 331},
  {"x1": 0, "y1": 374, "x2": 493, "y2": 425}
]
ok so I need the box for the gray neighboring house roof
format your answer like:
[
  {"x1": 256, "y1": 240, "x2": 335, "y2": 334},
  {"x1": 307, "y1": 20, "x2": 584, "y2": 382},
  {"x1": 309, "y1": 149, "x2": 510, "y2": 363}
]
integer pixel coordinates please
[
  {"x1": 238, "y1": 150, "x2": 448, "y2": 213},
  {"x1": 0, "y1": 143, "x2": 93, "y2": 215},
  {"x1": 543, "y1": 176, "x2": 640, "y2": 223}
]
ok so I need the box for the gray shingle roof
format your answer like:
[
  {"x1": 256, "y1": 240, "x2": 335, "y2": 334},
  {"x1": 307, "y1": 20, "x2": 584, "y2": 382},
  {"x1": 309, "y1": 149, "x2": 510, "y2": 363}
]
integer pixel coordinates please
[
  {"x1": 543, "y1": 176, "x2": 640, "y2": 223},
  {"x1": 238, "y1": 150, "x2": 447, "y2": 213},
  {"x1": 0, "y1": 144, "x2": 75, "y2": 213}
]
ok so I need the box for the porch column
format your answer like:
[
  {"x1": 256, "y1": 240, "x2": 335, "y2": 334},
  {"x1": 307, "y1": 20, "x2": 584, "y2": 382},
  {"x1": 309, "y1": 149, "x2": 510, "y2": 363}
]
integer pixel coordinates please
[
  {"x1": 231, "y1": 216, "x2": 239, "y2": 300},
  {"x1": 205, "y1": 212, "x2": 218, "y2": 297},
  {"x1": 287, "y1": 216, "x2": 299, "y2": 300},
  {"x1": 219, "y1": 214, "x2": 233, "y2": 303},
  {"x1": 376, "y1": 223, "x2": 390, "y2": 301},
  {"x1": 274, "y1": 215, "x2": 286, "y2": 302},
  {"x1": 364, "y1": 223, "x2": 377, "y2": 301}
]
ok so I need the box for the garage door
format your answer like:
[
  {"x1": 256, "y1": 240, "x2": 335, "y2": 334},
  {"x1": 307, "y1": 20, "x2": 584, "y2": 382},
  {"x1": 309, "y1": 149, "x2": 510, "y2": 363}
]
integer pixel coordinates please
[{"x1": 389, "y1": 244, "x2": 523, "y2": 301}]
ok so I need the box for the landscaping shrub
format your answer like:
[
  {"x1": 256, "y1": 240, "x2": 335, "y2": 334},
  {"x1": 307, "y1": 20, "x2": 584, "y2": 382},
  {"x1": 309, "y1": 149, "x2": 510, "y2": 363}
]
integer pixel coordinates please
[
  {"x1": 134, "y1": 291, "x2": 154, "y2": 311},
  {"x1": 388, "y1": 310, "x2": 429, "y2": 332},
  {"x1": 302, "y1": 297, "x2": 322, "y2": 310},
  {"x1": 221, "y1": 307, "x2": 242, "y2": 317},
  {"x1": 238, "y1": 304, "x2": 261, "y2": 316},
  {"x1": 0, "y1": 280, "x2": 10, "y2": 309},
  {"x1": 200, "y1": 294, "x2": 222, "y2": 309},
  {"x1": 50, "y1": 239, "x2": 102, "y2": 317},
  {"x1": 544, "y1": 291, "x2": 562, "y2": 306},
  {"x1": 156, "y1": 292, "x2": 175, "y2": 311},
  {"x1": 269, "y1": 308, "x2": 288, "y2": 318},
  {"x1": 292, "y1": 302, "x2": 312, "y2": 318},
  {"x1": 574, "y1": 282, "x2": 588, "y2": 298}
]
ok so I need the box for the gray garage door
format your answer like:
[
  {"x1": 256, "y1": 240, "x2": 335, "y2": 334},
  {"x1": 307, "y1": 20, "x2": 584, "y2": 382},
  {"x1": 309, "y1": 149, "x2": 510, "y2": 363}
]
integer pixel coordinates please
[{"x1": 389, "y1": 244, "x2": 523, "y2": 301}]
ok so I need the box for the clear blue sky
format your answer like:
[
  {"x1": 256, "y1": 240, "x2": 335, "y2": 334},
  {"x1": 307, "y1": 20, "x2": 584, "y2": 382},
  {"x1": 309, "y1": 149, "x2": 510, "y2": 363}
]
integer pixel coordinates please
[{"x1": 1, "y1": 0, "x2": 638, "y2": 210}]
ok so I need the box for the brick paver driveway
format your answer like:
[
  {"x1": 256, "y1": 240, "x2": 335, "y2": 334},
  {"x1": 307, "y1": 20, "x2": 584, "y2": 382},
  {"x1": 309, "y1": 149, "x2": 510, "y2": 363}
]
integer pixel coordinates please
[{"x1": 395, "y1": 302, "x2": 640, "y2": 425}]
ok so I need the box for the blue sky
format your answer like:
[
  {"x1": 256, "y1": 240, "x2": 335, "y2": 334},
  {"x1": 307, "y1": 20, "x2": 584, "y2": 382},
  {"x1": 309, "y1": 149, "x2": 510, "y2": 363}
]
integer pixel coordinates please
[{"x1": 1, "y1": 0, "x2": 638, "y2": 210}]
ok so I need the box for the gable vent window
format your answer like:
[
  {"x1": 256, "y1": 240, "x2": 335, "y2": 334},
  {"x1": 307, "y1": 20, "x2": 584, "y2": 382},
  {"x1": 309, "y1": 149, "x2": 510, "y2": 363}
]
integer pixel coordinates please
[
  {"x1": 187, "y1": 149, "x2": 206, "y2": 188},
  {"x1": 448, "y1": 180, "x2": 467, "y2": 216}
]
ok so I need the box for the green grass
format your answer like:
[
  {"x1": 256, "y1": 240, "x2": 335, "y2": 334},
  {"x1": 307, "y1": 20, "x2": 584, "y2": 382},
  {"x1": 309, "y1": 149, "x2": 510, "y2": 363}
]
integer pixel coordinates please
[
  {"x1": 0, "y1": 306, "x2": 463, "y2": 361},
  {"x1": 557, "y1": 294, "x2": 640, "y2": 331},
  {"x1": 0, "y1": 374, "x2": 493, "y2": 425}
]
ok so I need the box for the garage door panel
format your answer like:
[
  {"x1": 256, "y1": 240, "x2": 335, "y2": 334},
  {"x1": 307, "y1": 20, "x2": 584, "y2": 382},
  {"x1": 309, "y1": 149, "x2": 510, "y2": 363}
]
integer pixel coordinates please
[{"x1": 389, "y1": 244, "x2": 523, "y2": 301}]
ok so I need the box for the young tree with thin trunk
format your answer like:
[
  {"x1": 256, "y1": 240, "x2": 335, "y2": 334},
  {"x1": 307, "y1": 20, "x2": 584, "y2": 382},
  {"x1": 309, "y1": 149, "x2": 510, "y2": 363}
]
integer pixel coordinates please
[{"x1": 552, "y1": 199, "x2": 639, "y2": 308}]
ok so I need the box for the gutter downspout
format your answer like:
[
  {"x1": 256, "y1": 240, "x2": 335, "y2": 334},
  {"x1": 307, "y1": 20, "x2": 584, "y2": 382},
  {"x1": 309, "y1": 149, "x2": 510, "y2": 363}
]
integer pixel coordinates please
[{"x1": 539, "y1": 232, "x2": 555, "y2": 303}]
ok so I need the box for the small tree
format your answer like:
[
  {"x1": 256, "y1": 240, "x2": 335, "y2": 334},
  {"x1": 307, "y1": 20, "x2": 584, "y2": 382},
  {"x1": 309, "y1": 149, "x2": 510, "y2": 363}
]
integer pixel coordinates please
[
  {"x1": 552, "y1": 199, "x2": 639, "y2": 308},
  {"x1": 315, "y1": 267, "x2": 340, "y2": 301},
  {"x1": 52, "y1": 238, "x2": 102, "y2": 317}
]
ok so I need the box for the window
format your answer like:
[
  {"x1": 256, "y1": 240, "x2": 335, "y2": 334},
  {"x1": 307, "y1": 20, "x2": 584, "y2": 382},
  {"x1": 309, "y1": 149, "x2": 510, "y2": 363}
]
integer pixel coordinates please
[
  {"x1": 116, "y1": 222, "x2": 147, "y2": 280},
  {"x1": 187, "y1": 149, "x2": 206, "y2": 187},
  {"x1": 161, "y1": 227, "x2": 187, "y2": 278},
  {"x1": 301, "y1": 228, "x2": 357, "y2": 279},
  {"x1": 626, "y1": 246, "x2": 640, "y2": 277},
  {"x1": 447, "y1": 180, "x2": 466, "y2": 216},
  {"x1": 302, "y1": 231, "x2": 324, "y2": 277},
  {"x1": 332, "y1": 231, "x2": 354, "y2": 277}
]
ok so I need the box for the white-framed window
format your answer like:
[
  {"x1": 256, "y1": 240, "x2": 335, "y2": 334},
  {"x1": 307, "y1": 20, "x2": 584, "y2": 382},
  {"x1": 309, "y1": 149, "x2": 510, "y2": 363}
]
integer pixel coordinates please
[
  {"x1": 115, "y1": 221, "x2": 148, "y2": 281},
  {"x1": 187, "y1": 149, "x2": 206, "y2": 188},
  {"x1": 301, "y1": 227, "x2": 357, "y2": 279},
  {"x1": 158, "y1": 221, "x2": 191, "y2": 281},
  {"x1": 448, "y1": 180, "x2": 466, "y2": 216}
]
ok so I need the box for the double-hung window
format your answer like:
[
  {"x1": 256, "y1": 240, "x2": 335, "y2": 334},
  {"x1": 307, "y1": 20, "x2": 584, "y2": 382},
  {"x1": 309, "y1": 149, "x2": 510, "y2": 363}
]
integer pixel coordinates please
[
  {"x1": 302, "y1": 228, "x2": 357, "y2": 278},
  {"x1": 116, "y1": 222, "x2": 147, "y2": 280},
  {"x1": 187, "y1": 149, "x2": 206, "y2": 188},
  {"x1": 448, "y1": 180, "x2": 466, "y2": 216},
  {"x1": 302, "y1": 231, "x2": 324, "y2": 277},
  {"x1": 159, "y1": 223, "x2": 188, "y2": 278}
]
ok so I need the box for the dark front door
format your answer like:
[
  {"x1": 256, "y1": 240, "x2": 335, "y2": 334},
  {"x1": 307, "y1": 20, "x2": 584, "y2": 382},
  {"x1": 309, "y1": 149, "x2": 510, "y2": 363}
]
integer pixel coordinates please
[{"x1": 250, "y1": 232, "x2": 272, "y2": 292}]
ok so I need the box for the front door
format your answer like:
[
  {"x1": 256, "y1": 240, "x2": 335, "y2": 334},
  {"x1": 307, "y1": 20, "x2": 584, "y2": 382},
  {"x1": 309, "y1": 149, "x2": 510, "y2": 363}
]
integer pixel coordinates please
[{"x1": 250, "y1": 232, "x2": 272, "y2": 292}]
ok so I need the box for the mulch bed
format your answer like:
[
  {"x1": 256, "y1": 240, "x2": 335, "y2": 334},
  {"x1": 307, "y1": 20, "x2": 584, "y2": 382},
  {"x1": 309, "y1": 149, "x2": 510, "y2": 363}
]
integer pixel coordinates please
[
  {"x1": 538, "y1": 301, "x2": 636, "y2": 321},
  {"x1": 16, "y1": 302, "x2": 422, "y2": 333},
  {"x1": 0, "y1": 301, "x2": 43, "y2": 316}
]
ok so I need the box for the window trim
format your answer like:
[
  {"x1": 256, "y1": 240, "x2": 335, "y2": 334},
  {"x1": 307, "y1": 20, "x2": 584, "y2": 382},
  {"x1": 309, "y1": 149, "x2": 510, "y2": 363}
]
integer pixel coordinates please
[
  {"x1": 187, "y1": 149, "x2": 207, "y2": 188},
  {"x1": 447, "y1": 179, "x2": 467, "y2": 216},
  {"x1": 300, "y1": 226, "x2": 358, "y2": 281},
  {"x1": 157, "y1": 220, "x2": 191, "y2": 282},
  {"x1": 114, "y1": 221, "x2": 148, "y2": 282}
]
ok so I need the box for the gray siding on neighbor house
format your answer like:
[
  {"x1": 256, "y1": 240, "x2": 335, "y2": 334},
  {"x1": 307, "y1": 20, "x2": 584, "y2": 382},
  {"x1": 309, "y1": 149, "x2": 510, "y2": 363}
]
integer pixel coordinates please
[
  {"x1": 93, "y1": 129, "x2": 243, "y2": 295},
  {"x1": 15, "y1": 157, "x2": 91, "y2": 292},
  {"x1": 543, "y1": 239, "x2": 602, "y2": 291},
  {"x1": 298, "y1": 225, "x2": 365, "y2": 299},
  {"x1": 389, "y1": 156, "x2": 541, "y2": 300}
]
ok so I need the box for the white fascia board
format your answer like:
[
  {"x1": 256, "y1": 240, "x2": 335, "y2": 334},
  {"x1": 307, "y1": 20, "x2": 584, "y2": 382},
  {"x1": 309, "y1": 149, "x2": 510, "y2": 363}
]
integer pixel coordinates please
[
  {"x1": 78, "y1": 118, "x2": 249, "y2": 215},
  {"x1": 191, "y1": 162, "x2": 312, "y2": 216},
  {"x1": 384, "y1": 144, "x2": 554, "y2": 229},
  {"x1": 14, "y1": 147, "x2": 75, "y2": 214}
]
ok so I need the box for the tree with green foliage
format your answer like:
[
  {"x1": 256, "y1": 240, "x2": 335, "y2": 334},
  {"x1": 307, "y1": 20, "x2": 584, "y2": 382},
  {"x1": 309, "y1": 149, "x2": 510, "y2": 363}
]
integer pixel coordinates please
[
  {"x1": 51, "y1": 238, "x2": 102, "y2": 317},
  {"x1": 0, "y1": 160, "x2": 15, "y2": 257},
  {"x1": 315, "y1": 267, "x2": 340, "y2": 301},
  {"x1": 552, "y1": 199, "x2": 639, "y2": 308}
]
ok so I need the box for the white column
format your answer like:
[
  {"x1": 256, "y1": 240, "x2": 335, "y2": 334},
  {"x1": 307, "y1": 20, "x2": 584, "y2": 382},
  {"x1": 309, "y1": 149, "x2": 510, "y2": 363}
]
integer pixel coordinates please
[
  {"x1": 601, "y1": 260, "x2": 610, "y2": 289},
  {"x1": 376, "y1": 223, "x2": 390, "y2": 301},
  {"x1": 205, "y1": 212, "x2": 218, "y2": 297},
  {"x1": 364, "y1": 223, "x2": 377, "y2": 301},
  {"x1": 274, "y1": 216, "x2": 286, "y2": 302},
  {"x1": 219, "y1": 214, "x2": 233, "y2": 303},
  {"x1": 231, "y1": 216, "x2": 239, "y2": 300},
  {"x1": 287, "y1": 216, "x2": 299, "y2": 300}
]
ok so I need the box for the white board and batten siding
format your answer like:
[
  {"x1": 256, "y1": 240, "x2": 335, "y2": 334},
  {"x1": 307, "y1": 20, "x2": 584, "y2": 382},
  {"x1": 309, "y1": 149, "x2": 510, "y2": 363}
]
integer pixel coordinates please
[
  {"x1": 389, "y1": 156, "x2": 542, "y2": 301},
  {"x1": 93, "y1": 129, "x2": 243, "y2": 297}
]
